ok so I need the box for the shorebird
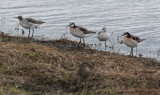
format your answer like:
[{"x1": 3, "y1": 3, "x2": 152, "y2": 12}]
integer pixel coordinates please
[
  {"x1": 121, "y1": 32, "x2": 146, "y2": 56},
  {"x1": 97, "y1": 27, "x2": 110, "y2": 50},
  {"x1": 67, "y1": 22, "x2": 96, "y2": 47},
  {"x1": 77, "y1": 62, "x2": 90, "y2": 89},
  {"x1": 15, "y1": 16, "x2": 45, "y2": 38},
  {"x1": 77, "y1": 62, "x2": 90, "y2": 82}
]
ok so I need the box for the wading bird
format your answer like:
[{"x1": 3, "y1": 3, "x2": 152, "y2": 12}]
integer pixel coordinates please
[
  {"x1": 97, "y1": 27, "x2": 110, "y2": 50},
  {"x1": 122, "y1": 32, "x2": 146, "y2": 56},
  {"x1": 15, "y1": 16, "x2": 45, "y2": 38},
  {"x1": 67, "y1": 22, "x2": 96, "y2": 47}
]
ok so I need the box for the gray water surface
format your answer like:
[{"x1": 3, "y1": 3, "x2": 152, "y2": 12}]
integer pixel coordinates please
[{"x1": 0, "y1": 0, "x2": 160, "y2": 58}]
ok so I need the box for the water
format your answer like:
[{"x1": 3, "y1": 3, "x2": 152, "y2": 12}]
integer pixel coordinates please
[{"x1": 0, "y1": 0, "x2": 160, "y2": 58}]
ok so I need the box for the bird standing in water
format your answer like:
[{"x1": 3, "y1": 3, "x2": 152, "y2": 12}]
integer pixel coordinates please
[
  {"x1": 15, "y1": 16, "x2": 45, "y2": 38},
  {"x1": 122, "y1": 32, "x2": 146, "y2": 56}
]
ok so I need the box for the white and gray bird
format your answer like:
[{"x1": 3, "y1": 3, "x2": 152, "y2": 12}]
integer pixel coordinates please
[
  {"x1": 122, "y1": 32, "x2": 146, "y2": 56},
  {"x1": 15, "y1": 16, "x2": 45, "y2": 38},
  {"x1": 97, "y1": 27, "x2": 110, "y2": 50},
  {"x1": 67, "y1": 22, "x2": 96, "y2": 47}
]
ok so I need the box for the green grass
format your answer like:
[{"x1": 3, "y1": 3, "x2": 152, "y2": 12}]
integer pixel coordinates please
[
  {"x1": 129, "y1": 78, "x2": 133, "y2": 87},
  {"x1": 106, "y1": 87, "x2": 117, "y2": 95},
  {"x1": 0, "y1": 62, "x2": 8, "y2": 71},
  {"x1": 1, "y1": 37, "x2": 12, "y2": 42},
  {"x1": 29, "y1": 51, "x2": 37, "y2": 61},
  {"x1": 80, "y1": 89, "x2": 85, "y2": 95},
  {"x1": 63, "y1": 71, "x2": 70, "y2": 83},
  {"x1": 44, "y1": 88, "x2": 48, "y2": 95},
  {"x1": 11, "y1": 83, "x2": 19, "y2": 91},
  {"x1": 91, "y1": 90, "x2": 97, "y2": 95}
]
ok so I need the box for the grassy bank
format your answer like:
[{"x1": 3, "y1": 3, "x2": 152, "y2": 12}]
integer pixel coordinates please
[{"x1": 0, "y1": 33, "x2": 160, "y2": 95}]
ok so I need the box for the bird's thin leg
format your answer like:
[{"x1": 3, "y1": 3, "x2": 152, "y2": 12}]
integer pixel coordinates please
[
  {"x1": 77, "y1": 38, "x2": 81, "y2": 47},
  {"x1": 32, "y1": 28, "x2": 34, "y2": 38},
  {"x1": 105, "y1": 41, "x2": 106, "y2": 50},
  {"x1": 132, "y1": 48, "x2": 133, "y2": 56},
  {"x1": 108, "y1": 39, "x2": 111, "y2": 44},
  {"x1": 83, "y1": 38, "x2": 85, "y2": 47},
  {"x1": 130, "y1": 48, "x2": 132, "y2": 56},
  {"x1": 84, "y1": 81, "x2": 88, "y2": 94},
  {"x1": 130, "y1": 47, "x2": 133, "y2": 56},
  {"x1": 28, "y1": 29, "x2": 30, "y2": 38},
  {"x1": 132, "y1": 48, "x2": 134, "y2": 56},
  {"x1": 22, "y1": 29, "x2": 25, "y2": 36}
]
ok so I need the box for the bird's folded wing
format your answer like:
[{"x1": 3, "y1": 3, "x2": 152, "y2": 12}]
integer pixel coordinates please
[
  {"x1": 77, "y1": 26, "x2": 96, "y2": 34},
  {"x1": 131, "y1": 35, "x2": 145, "y2": 43},
  {"x1": 25, "y1": 18, "x2": 45, "y2": 24}
]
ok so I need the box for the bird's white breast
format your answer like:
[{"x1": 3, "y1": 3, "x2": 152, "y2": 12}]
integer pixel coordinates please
[
  {"x1": 19, "y1": 20, "x2": 31, "y2": 29},
  {"x1": 98, "y1": 31, "x2": 110, "y2": 41},
  {"x1": 70, "y1": 28, "x2": 85, "y2": 38}
]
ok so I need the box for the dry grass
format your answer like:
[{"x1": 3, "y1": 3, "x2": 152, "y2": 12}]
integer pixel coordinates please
[{"x1": 0, "y1": 33, "x2": 160, "y2": 95}]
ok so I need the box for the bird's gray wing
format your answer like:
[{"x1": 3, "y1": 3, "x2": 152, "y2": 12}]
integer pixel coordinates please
[{"x1": 25, "y1": 18, "x2": 45, "y2": 24}]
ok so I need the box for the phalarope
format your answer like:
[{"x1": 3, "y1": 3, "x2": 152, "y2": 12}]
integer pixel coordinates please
[
  {"x1": 97, "y1": 27, "x2": 110, "y2": 50},
  {"x1": 15, "y1": 16, "x2": 45, "y2": 38},
  {"x1": 67, "y1": 22, "x2": 96, "y2": 47},
  {"x1": 122, "y1": 32, "x2": 146, "y2": 56}
]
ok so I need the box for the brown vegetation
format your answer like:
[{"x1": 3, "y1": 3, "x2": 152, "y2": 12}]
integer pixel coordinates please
[{"x1": 0, "y1": 33, "x2": 160, "y2": 95}]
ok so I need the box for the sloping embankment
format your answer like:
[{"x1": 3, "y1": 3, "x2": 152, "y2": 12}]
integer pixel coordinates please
[{"x1": 0, "y1": 33, "x2": 160, "y2": 95}]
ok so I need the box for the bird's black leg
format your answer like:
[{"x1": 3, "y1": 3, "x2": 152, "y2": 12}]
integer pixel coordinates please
[
  {"x1": 32, "y1": 28, "x2": 34, "y2": 38},
  {"x1": 28, "y1": 29, "x2": 30, "y2": 38},
  {"x1": 132, "y1": 48, "x2": 134, "y2": 56},
  {"x1": 108, "y1": 39, "x2": 111, "y2": 44},
  {"x1": 130, "y1": 47, "x2": 133, "y2": 56},
  {"x1": 130, "y1": 48, "x2": 132, "y2": 56},
  {"x1": 83, "y1": 38, "x2": 85, "y2": 47},
  {"x1": 105, "y1": 41, "x2": 106, "y2": 50},
  {"x1": 77, "y1": 38, "x2": 81, "y2": 47}
]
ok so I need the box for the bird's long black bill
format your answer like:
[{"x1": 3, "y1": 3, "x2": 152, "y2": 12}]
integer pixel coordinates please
[
  {"x1": 66, "y1": 25, "x2": 70, "y2": 28},
  {"x1": 121, "y1": 34, "x2": 125, "y2": 36}
]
